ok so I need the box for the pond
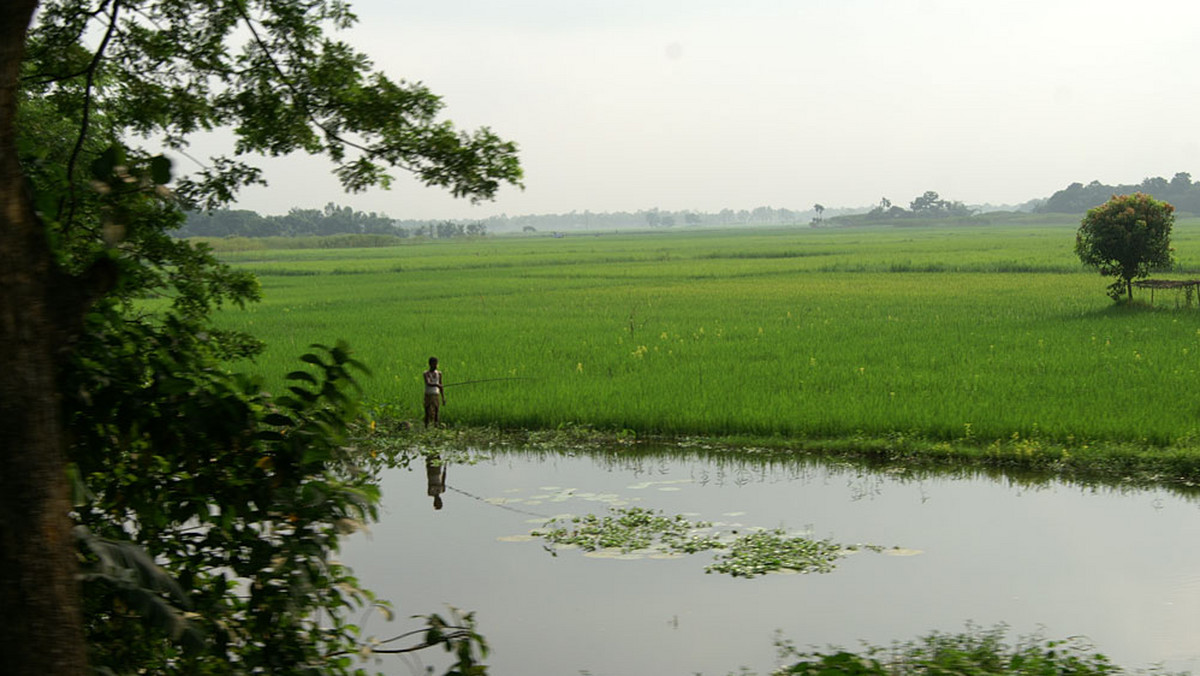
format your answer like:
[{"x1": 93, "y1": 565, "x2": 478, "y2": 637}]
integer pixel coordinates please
[{"x1": 340, "y1": 449, "x2": 1200, "y2": 676}]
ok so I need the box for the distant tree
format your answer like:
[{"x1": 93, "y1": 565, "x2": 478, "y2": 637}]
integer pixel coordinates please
[
  {"x1": 435, "y1": 220, "x2": 465, "y2": 238},
  {"x1": 910, "y1": 190, "x2": 943, "y2": 213},
  {"x1": 1141, "y1": 176, "x2": 1170, "y2": 194},
  {"x1": 1075, "y1": 193, "x2": 1175, "y2": 301},
  {"x1": 909, "y1": 191, "x2": 972, "y2": 218},
  {"x1": 751, "y1": 206, "x2": 777, "y2": 223},
  {"x1": 867, "y1": 197, "x2": 899, "y2": 220},
  {"x1": 813, "y1": 203, "x2": 825, "y2": 225}
]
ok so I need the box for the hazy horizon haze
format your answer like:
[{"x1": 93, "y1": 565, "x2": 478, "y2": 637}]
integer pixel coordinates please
[{"x1": 203, "y1": 0, "x2": 1200, "y2": 219}]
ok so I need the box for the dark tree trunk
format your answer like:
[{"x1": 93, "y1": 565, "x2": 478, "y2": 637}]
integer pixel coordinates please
[{"x1": 0, "y1": 2, "x2": 89, "y2": 674}]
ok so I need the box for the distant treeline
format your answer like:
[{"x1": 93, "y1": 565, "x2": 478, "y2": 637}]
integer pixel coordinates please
[
  {"x1": 177, "y1": 203, "x2": 486, "y2": 239},
  {"x1": 176, "y1": 172, "x2": 1200, "y2": 240},
  {"x1": 1036, "y1": 172, "x2": 1200, "y2": 213},
  {"x1": 178, "y1": 204, "x2": 831, "y2": 238},
  {"x1": 498, "y1": 206, "x2": 822, "y2": 230}
]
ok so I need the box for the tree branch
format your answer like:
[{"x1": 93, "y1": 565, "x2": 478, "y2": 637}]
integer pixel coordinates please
[
  {"x1": 61, "y1": 0, "x2": 122, "y2": 233},
  {"x1": 231, "y1": 0, "x2": 421, "y2": 177},
  {"x1": 325, "y1": 626, "x2": 478, "y2": 657}
]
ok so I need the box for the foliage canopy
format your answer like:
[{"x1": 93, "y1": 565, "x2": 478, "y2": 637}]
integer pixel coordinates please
[
  {"x1": 1075, "y1": 193, "x2": 1174, "y2": 301},
  {"x1": 2, "y1": 0, "x2": 521, "y2": 673}
]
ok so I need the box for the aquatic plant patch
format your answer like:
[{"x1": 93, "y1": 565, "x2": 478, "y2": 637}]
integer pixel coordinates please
[
  {"x1": 705, "y1": 528, "x2": 861, "y2": 577},
  {"x1": 534, "y1": 507, "x2": 881, "y2": 578},
  {"x1": 536, "y1": 506, "x2": 722, "y2": 554}
]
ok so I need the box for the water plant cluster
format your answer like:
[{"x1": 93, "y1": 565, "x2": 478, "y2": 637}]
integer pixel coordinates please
[
  {"x1": 707, "y1": 528, "x2": 857, "y2": 577},
  {"x1": 535, "y1": 506, "x2": 862, "y2": 578},
  {"x1": 757, "y1": 623, "x2": 1157, "y2": 676}
]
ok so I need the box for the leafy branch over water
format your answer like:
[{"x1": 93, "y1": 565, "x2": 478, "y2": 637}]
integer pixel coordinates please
[{"x1": 534, "y1": 507, "x2": 884, "y2": 578}]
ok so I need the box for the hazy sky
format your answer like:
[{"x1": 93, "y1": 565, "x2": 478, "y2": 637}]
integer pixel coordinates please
[{"x1": 222, "y1": 0, "x2": 1200, "y2": 219}]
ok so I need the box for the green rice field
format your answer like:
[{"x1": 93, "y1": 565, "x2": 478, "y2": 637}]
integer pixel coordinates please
[{"x1": 209, "y1": 215, "x2": 1200, "y2": 450}]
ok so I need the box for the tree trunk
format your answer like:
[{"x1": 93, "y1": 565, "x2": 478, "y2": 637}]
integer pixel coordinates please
[{"x1": 0, "y1": 1, "x2": 89, "y2": 674}]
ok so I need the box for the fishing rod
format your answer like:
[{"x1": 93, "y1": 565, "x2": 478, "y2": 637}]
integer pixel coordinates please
[
  {"x1": 443, "y1": 377, "x2": 537, "y2": 388},
  {"x1": 445, "y1": 484, "x2": 553, "y2": 519}
]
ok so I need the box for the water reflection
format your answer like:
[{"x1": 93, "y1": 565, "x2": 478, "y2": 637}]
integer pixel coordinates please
[
  {"x1": 343, "y1": 448, "x2": 1200, "y2": 676},
  {"x1": 425, "y1": 454, "x2": 447, "y2": 510}
]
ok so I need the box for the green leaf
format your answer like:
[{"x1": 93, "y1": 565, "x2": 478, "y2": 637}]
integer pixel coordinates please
[
  {"x1": 90, "y1": 145, "x2": 123, "y2": 180},
  {"x1": 263, "y1": 413, "x2": 294, "y2": 426},
  {"x1": 150, "y1": 155, "x2": 172, "y2": 185}
]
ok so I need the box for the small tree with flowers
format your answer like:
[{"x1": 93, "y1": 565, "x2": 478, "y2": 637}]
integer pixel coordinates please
[{"x1": 1075, "y1": 193, "x2": 1175, "y2": 301}]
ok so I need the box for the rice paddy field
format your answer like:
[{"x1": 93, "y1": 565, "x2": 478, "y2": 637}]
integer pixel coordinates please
[{"x1": 208, "y1": 215, "x2": 1200, "y2": 452}]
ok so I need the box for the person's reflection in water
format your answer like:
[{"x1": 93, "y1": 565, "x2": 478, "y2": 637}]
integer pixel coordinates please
[{"x1": 425, "y1": 454, "x2": 447, "y2": 510}]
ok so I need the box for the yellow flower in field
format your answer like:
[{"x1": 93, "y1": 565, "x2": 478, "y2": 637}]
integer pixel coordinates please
[
  {"x1": 757, "y1": 327, "x2": 763, "y2": 335},
  {"x1": 660, "y1": 332, "x2": 669, "y2": 340},
  {"x1": 576, "y1": 362, "x2": 583, "y2": 372}
]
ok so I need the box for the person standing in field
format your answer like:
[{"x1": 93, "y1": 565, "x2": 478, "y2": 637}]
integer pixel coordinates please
[{"x1": 423, "y1": 356, "x2": 445, "y2": 428}]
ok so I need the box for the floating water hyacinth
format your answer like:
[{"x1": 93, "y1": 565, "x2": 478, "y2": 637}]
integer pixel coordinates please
[{"x1": 533, "y1": 507, "x2": 894, "y2": 579}]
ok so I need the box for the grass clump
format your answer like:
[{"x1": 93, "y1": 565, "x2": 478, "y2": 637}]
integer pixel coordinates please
[{"x1": 766, "y1": 624, "x2": 1152, "y2": 676}]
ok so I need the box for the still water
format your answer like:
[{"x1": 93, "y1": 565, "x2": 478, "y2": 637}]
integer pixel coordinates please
[{"x1": 340, "y1": 450, "x2": 1200, "y2": 676}]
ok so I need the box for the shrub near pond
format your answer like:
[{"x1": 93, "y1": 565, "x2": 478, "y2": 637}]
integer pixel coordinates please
[{"x1": 768, "y1": 624, "x2": 1136, "y2": 676}]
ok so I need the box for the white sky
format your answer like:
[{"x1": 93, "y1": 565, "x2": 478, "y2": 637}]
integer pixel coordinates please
[{"x1": 223, "y1": 0, "x2": 1200, "y2": 219}]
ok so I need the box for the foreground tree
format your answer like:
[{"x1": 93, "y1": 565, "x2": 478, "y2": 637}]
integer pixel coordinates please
[
  {"x1": 1075, "y1": 193, "x2": 1174, "y2": 301},
  {"x1": 1, "y1": 1, "x2": 521, "y2": 674}
]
